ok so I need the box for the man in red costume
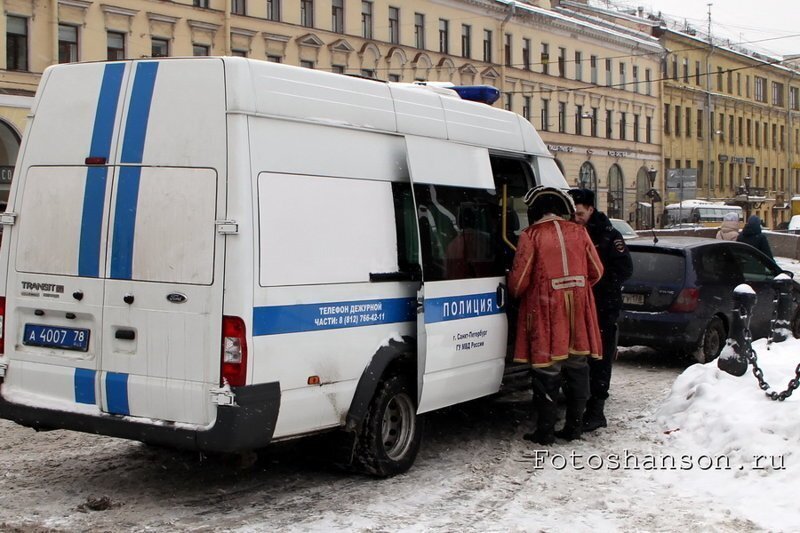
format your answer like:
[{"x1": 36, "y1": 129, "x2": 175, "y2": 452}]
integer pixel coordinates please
[{"x1": 508, "y1": 186, "x2": 604, "y2": 445}]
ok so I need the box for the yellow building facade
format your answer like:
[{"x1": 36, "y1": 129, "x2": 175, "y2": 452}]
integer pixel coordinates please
[{"x1": 0, "y1": 0, "x2": 663, "y2": 222}]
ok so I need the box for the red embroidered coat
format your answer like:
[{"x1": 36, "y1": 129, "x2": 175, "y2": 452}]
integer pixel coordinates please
[{"x1": 508, "y1": 215, "x2": 604, "y2": 367}]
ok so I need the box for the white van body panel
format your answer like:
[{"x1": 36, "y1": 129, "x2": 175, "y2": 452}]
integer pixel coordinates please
[{"x1": 0, "y1": 57, "x2": 568, "y2": 454}]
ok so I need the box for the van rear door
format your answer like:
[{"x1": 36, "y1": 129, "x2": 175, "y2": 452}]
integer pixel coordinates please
[{"x1": 405, "y1": 136, "x2": 508, "y2": 413}]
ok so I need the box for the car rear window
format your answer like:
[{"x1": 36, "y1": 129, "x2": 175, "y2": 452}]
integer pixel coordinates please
[{"x1": 629, "y1": 250, "x2": 686, "y2": 284}]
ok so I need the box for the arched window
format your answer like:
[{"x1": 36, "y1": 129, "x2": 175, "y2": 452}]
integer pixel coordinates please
[
  {"x1": 607, "y1": 164, "x2": 624, "y2": 219},
  {"x1": 577, "y1": 161, "x2": 597, "y2": 194},
  {"x1": 0, "y1": 120, "x2": 21, "y2": 207},
  {"x1": 635, "y1": 166, "x2": 651, "y2": 229}
]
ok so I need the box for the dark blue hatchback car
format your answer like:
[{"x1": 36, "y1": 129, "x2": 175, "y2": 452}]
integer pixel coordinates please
[{"x1": 618, "y1": 237, "x2": 800, "y2": 362}]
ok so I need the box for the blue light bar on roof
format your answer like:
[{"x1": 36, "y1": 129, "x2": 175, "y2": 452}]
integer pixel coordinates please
[{"x1": 450, "y1": 85, "x2": 501, "y2": 105}]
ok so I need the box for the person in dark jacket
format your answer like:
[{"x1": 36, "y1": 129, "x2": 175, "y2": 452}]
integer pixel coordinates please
[
  {"x1": 568, "y1": 189, "x2": 633, "y2": 432},
  {"x1": 737, "y1": 215, "x2": 774, "y2": 260}
]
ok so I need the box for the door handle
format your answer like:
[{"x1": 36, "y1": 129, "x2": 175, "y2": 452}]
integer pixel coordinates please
[
  {"x1": 496, "y1": 283, "x2": 507, "y2": 310},
  {"x1": 115, "y1": 329, "x2": 136, "y2": 340}
]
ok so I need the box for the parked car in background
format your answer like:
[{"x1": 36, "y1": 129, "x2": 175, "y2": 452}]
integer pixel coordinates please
[
  {"x1": 788, "y1": 215, "x2": 800, "y2": 235},
  {"x1": 618, "y1": 237, "x2": 800, "y2": 363},
  {"x1": 609, "y1": 218, "x2": 639, "y2": 240}
]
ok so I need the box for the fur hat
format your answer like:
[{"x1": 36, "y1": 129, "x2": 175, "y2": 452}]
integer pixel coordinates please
[{"x1": 567, "y1": 188, "x2": 596, "y2": 207}]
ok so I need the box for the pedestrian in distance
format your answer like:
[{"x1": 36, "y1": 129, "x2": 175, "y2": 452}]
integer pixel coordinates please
[
  {"x1": 737, "y1": 215, "x2": 774, "y2": 260},
  {"x1": 568, "y1": 188, "x2": 633, "y2": 433},
  {"x1": 716, "y1": 212, "x2": 741, "y2": 241},
  {"x1": 508, "y1": 186, "x2": 604, "y2": 445}
]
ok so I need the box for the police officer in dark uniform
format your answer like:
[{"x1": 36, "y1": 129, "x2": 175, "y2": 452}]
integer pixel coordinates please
[{"x1": 568, "y1": 189, "x2": 633, "y2": 432}]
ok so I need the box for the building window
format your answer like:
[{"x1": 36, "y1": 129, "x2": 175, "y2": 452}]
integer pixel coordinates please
[
  {"x1": 754, "y1": 77, "x2": 767, "y2": 102},
  {"x1": 664, "y1": 104, "x2": 670, "y2": 135},
  {"x1": 388, "y1": 73, "x2": 400, "y2": 82},
  {"x1": 606, "y1": 109, "x2": 613, "y2": 139},
  {"x1": 727, "y1": 70, "x2": 733, "y2": 93},
  {"x1": 619, "y1": 112, "x2": 626, "y2": 140},
  {"x1": 791, "y1": 87, "x2": 800, "y2": 111},
  {"x1": 267, "y1": 0, "x2": 281, "y2": 21},
  {"x1": 504, "y1": 33, "x2": 512, "y2": 67},
  {"x1": 523, "y1": 96, "x2": 531, "y2": 120},
  {"x1": 483, "y1": 29, "x2": 492, "y2": 63},
  {"x1": 737, "y1": 73, "x2": 741, "y2": 95},
  {"x1": 676, "y1": 105, "x2": 684, "y2": 136},
  {"x1": 685, "y1": 108, "x2": 691, "y2": 138},
  {"x1": 590, "y1": 55, "x2": 597, "y2": 84},
  {"x1": 579, "y1": 162, "x2": 597, "y2": 193},
  {"x1": 232, "y1": 49, "x2": 247, "y2": 57},
  {"x1": 193, "y1": 0, "x2": 209, "y2": 7},
  {"x1": 58, "y1": 24, "x2": 79, "y2": 64},
  {"x1": 300, "y1": 59, "x2": 315, "y2": 69},
  {"x1": 728, "y1": 115, "x2": 734, "y2": 145},
  {"x1": 747, "y1": 118, "x2": 752, "y2": 146},
  {"x1": 746, "y1": 75, "x2": 751, "y2": 98},
  {"x1": 772, "y1": 82, "x2": 784, "y2": 106},
  {"x1": 361, "y1": 69, "x2": 375, "y2": 78},
  {"x1": 6, "y1": 16, "x2": 28, "y2": 71},
  {"x1": 574, "y1": 51, "x2": 582, "y2": 81},
  {"x1": 697, "y1": 109, "x2": 703, "y2": 139},
  {"x1": 763, "y1": 121, "x2": 768, "y2": 147},
  {"x1": 682, "y1": 57, "x2": 688, "y2": 82},
  {"x1": 301, "y1": 0, "x2": 314, "y2": 28},
  {"x1": 646, "y1": 116, "x2": 652, "y2": 143},
  {"x1": 504, "y1": 93, "x2": 512, "y2": 112},
  {"x1": 332, "y1": 64, "x2": 345, "y2": 74},
  {"x1": 695, "y1": 60, "x2": 701, "y2": 85},
  {"x1": 755, "y1": 122, "x2": 760, "y2": 148},
  {"x1": 645, "y1": 68, "x2": 652, "y2": 95},
  {"x1": 738, "y1": 117, "x2": 743, "y2": 146},
  {"x1": 558, "y1": 47, "x2": 566, "y2": 78},
  {"x1": 717, "y1": 67, "x2": 723, "y2": 91},
  {"x1": 541, "y1": 99, "x2": 549, "y2": 131},
  {"x1": 439, "y1": 19, "x2": 449, "y2": 54},
  {"x1": 193, "y1": 44, "x2": 209, "y2": 56},
  {"x1": 151, "y1": 37, "x2": 169, "y2": 58},
  {"x1": 575, "y1": 105, "x2": 583, "y2": 135},
  {"x1": 591, "y1": 107, "x2": 598, "y2": 137},
  {"x1": 461, "y1": 25, "x2": 471, "y2": 58},
  {"x1": 107, "y1": 31, "x2": 125, "y2": 61},
  {"x1": 362, "y1": 2, "x2": 373, "y2": 38},
  {"x1": 772, "y1": 123, "x2": 778, "y2": 149},
  {"x1": 332, "y1": 0, "x2": 344, "y2": 33},
  {"x1": 632, "y1": 65, "x2": 639, "y2": 93},
  {"x1": 388, "y1": 6, "x2": 399, "y2": 44},
  {"x1": 605, "y1": 59, "x2": 612, "y2": 87},
  {"x1": 523, "y1": 38, "x2": 531, "y2": 70},
  {"x1": 633, "y1": 114, "x2": 640, "y2": 142},
  {"x1": 414, "y1": 13, "x2": 425, "y2": 49},
  {"x1": 671, "y1": 55, "x2": 677, "y2": 80},
  {"x1": 558, "y1": 102, "x2": 566, "y2": 133},
  {"x1": 718, "y1": 113, "x2": 725, "y2": 143},
  {"x1": 619, "y1": 62, "x2": 626, "y2": 89},
  {"x1": 267, "y1": 55, "x2": 282, "y2": 63},
  {"x1": 607, "y1": 165, "x2": 624, "y2": 219},
  {"x1": 541, "y1": 43, "x2": 549, "y2": 75},
  {"x1": 232, "y1": 0, "x2": 245, "y2": 15}
]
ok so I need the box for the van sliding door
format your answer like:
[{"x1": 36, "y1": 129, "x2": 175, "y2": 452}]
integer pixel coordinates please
[{"x1": 405, "y1": 136, "x2": 507, "y2": 413}]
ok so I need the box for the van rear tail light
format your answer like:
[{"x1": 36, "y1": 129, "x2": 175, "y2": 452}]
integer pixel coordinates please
[
  {"x1": 0, "y1": 296, "x2": 5, "y2": 354},
  {"x1": 221, "y1": 315, "x2": 248, "y2": 387},
  {"x1": 669, "y1": 288, "x2": 700, "y2": 313}
]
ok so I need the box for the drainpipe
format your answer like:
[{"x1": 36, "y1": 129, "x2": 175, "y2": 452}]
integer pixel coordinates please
[
  {"x1": 788, "y1": 69, "x2": 796, "y2": 201},
  {"x1": 224, "y1": 0, "x2": 232, "y2": 56},
  {"x1": 499, "y1": 1, "x2": 515, "y2": 107},
  {"x1": 51, "y1": 0, "x2": 60, "y2": 66},
  {"x1": 705, "y1": 37, "x2": 715, "y2": 201}
]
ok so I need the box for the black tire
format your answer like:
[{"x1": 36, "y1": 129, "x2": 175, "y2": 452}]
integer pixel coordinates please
[
  {"x1": 792, "y1": 310, "x2": 800, "y2": 339},
  {"x1": 353, "y1": 374, "x2": 423, "y2": 477},
  {"x1": 692, "y1": 317, "x2": 726, "y2": 364}
]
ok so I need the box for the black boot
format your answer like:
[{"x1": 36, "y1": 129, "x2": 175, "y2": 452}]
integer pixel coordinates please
[
  {"x1": 555, "y1": 399, "x2": 587, "y2": 441},
  {"x1": 524, "y1": 374, "x2": 558, "y2": 445},
  {"x1": 582, "y1": 398, "x2": 607, "y2": 432}
]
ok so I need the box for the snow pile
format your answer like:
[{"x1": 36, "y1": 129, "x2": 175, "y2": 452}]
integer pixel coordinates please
[{"x1": 657, "y1": 336, "x2": 800, "y2": 530}]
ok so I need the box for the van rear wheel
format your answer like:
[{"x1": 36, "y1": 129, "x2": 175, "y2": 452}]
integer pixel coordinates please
[{"x1": 353, "y1": 375, "x2": 422, "y2": 477}]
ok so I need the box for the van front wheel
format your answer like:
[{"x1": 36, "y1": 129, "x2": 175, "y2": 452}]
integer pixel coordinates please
[{"x1": 353, "y1": 375, "x2": 422, "y2": 477}]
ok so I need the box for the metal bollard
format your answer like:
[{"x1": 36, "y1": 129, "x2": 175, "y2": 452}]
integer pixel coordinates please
[
  {"x1": 771, "y1": 274, "x2": 794, "y2": 344},
  {"x1": 718, "y1": 285, "x2": 757, "y2": 377}
]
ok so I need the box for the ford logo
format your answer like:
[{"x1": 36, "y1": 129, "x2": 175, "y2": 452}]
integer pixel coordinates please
[{"x1": 167, "y1": 293, "x2": 187, "y2": 304}]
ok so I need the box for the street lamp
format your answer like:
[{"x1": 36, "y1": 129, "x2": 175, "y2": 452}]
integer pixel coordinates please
[
  {"x1": 743, "y1": 175, "x2": 751, "y2": 220},
  {"x1": 644, "y1": 167, "x2": 661, "y2": 233}
]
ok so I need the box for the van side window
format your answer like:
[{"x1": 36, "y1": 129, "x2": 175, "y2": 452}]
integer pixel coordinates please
[
  {"x1": 391, "y1": 182, "x2": 419, "y2": 276},
  {"x1": 412, "y1": 183, "x2": 505, "y2": 282}
]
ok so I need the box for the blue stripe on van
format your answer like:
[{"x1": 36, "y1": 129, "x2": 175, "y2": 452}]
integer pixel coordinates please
[
  {"x1": 105, "y1": 372, "x2": 130, "y2": 415},
  {"x1": 110, "y1": 62, "x2": 159, "y2": 279},
  {"x1": 78, "y1": 63, "x2": 125, "y2": 278},
  {"x1": 74, "y1": 368, "x2": 96, "y2": 405},
  {"x1": 423, "y1": 292, "x2": 501, "y2": 323},
  {"x1": 253, "y1": 297, "x2": 416, "y2": 336}
]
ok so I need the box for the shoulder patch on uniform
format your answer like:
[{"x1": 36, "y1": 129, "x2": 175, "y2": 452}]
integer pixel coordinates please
[{"x1": 614, "y1": 239, "x2": 626, "y2": 252}]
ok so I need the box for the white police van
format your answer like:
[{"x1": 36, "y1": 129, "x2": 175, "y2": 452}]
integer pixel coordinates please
[{"x1": 0, "y1": 57, "x2": 567, "y2": 476}]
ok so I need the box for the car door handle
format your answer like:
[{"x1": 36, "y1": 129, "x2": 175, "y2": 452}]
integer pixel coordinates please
[
  {"x1": 115, "y1": 329, "x2": 136, "y2": 340},
  {"x1": 497, "y1": 283, "x2": 507, "y2": 309}
]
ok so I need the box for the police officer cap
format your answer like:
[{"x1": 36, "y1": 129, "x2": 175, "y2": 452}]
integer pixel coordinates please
[
  {"x1": 568, "y1": 188, "x2": 595, "y2": 207},
  {"x1": 523, "y1": 186, "x2": 575, "y2": 218}
]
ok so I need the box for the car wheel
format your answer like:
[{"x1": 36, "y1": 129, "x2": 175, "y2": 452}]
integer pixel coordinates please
[
  {"x1": 352, "y1": 374, "x2": 423, "y2": 477},
  {"x1": 792, "y1": 310, "x2": 800, "y2": 339},
  {"x1": 693, "y1": 317, "x2": 726, "y2": 364}
]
